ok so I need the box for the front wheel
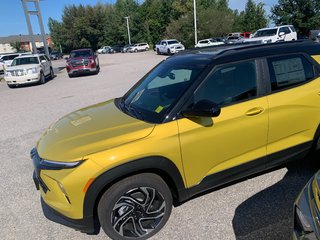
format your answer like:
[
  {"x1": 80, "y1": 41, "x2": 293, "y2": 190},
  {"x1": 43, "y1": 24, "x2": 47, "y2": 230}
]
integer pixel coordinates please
[
  {"x1": 98, "y1": 173, "x2": 172, "y2": 240},
  {"x1": 49, "y1": 67, "x2": 54, "y2": 80},
  {"x1": 39, "y1": 72, "x2": 45, "y2": 84}
]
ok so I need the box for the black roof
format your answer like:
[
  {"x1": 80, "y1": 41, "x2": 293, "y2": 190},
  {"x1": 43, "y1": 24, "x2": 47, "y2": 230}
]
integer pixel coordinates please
[{"x1": 172, "y1": 40, "x2": 320, "y2": 65}]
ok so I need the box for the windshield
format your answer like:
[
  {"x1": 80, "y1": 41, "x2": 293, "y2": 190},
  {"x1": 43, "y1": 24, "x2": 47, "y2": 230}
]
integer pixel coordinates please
[
  {"x1": 254, "y1": 29, "x2": 277, "y2": 37},
  {"x1": 119, "y1": 60, "x2": 206, "y2": 123},
  {"x1": 11, "y1": 57, "x2": 39, "y2": 66},
  {"x1": 168, "y1": 40, "x2": 179, "y2": 45},
  {"x1": 70, "y1": 50, "x2": 91, "y2": 58}
]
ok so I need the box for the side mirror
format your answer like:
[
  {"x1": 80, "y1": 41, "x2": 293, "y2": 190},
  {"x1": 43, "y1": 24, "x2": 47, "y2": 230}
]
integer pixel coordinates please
[
  {"x1": 279, "y1": 32, "x2": 285, "y2": 37},
  {"x1": 182, "y1": 100, "x2": 221, "y2": 118}
]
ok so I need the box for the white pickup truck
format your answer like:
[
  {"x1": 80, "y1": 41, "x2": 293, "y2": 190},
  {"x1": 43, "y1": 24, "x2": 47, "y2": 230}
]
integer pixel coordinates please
[{"x1": 156, "y1": 39, "x2": 185, "y2": 55}]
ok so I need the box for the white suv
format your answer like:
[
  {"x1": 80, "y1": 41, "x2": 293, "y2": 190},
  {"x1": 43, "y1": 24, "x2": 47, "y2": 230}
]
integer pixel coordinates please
[
  {"x1": 0, "y1": 53, "x2": 28, "y2": 74},
  {"x1": 4, "y1": 54, "x2": 54, "y2": 88},
  {"x1": 244, "y1": 25, "x2": 297, "y2": 44},
  {"x1": 128, "y1": 43, "x2": 150, "y2": 52}
]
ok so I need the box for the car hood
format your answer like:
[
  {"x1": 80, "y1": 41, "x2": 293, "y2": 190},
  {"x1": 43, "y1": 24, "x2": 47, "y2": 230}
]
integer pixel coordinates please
[
  {"x1": 6, "y1": 64, "x2": 39, "y2": 70},
  {"x1": 67, "y1": 57, "x2": 93, "y2": 62},
  {"x1": 244, "y1": 36, "x2": 273, "y2": 42},
  {"x1": 170, "y1": 43, "x2": 184, "y2": 48},
  {"x1": 36, "y1": 99, "x2": 155, "y2": 161}
]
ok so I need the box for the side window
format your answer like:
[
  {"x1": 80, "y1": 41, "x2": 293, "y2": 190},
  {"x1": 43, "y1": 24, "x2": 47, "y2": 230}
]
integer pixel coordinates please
[
  {"x1": 194, "y1": 60, "x2": 258, "y2": 106},
  {"x1": 8, "y1": 55, "x2": 18, "y2": 60},
  {"x1": 44, "y1": 55, "x2": 50, "y2": 61},
  {"x1": 2, "y1": 56, "x2": 9, "y2": 61},
  {"x1": 279, "y1": 27, "x2": 290, "y2": 34},
  {"x1": 40, "y1": 56, "x2": 47, "y2": 62},
  {"x1": 267, "y1": 55, "x2": 315, "y2": 91}
]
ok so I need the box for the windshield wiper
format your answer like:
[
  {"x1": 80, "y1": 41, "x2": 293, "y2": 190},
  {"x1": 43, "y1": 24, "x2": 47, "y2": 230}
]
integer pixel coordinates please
[{"x1": 120, "y1": 98, "x2": 144, "y2": 121}]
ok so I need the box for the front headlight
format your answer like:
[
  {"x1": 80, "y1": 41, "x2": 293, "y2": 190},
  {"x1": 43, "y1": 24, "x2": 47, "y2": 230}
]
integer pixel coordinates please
[
  {"x1": 296, "y1": 207, "x2": 313, "y2": 233},
  {"x1": 263, "y1": 39, "x2": 272, "y2": 44},
  {"x1": 27, "y1": 67, "x2": 37, "y2": 75},
  {"x1": 40, "y1": 159, "x2": 84, "y2": 170}
]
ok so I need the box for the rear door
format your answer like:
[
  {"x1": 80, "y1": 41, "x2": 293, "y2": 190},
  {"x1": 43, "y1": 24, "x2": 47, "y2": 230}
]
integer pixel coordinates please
[{"x1": 266, "y1": 54, "x2": 320, "y2": 165}]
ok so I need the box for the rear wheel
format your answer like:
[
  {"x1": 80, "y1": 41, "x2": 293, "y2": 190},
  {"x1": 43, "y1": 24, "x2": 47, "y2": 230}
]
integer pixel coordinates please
[{"x1": 98, "y1": 173, "x2": 172, "y2": 240}]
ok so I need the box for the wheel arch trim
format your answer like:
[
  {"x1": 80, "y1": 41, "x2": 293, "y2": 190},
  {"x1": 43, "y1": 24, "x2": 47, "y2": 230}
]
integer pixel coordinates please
[{"x1": 83, "y1": 156, "x2": 189, "y2": 219}]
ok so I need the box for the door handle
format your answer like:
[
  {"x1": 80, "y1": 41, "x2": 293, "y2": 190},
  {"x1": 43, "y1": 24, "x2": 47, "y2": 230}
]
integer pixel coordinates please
[{"x1": 245, "y1": 107, "x2": 264, "y2": 116}]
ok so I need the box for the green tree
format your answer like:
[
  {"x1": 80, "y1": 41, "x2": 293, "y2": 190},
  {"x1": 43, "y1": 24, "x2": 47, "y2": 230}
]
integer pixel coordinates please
[
  {"x1": 271, "y1": 0, "x2": 320, "y2": 36},
  {"x1": 236, "y1": 0, "x2": 268, "y2": 32}
]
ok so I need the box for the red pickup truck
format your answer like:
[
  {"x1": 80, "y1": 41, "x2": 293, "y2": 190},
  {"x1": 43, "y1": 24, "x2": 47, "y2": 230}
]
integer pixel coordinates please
[{"x1": 66, "y1": 48, "x2": 100, "y2": 78}]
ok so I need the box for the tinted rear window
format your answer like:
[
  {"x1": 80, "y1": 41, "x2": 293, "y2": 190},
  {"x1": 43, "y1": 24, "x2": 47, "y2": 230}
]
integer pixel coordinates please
[{"x1": 267, "y1": 55, "x2": 315, "y2": 91}]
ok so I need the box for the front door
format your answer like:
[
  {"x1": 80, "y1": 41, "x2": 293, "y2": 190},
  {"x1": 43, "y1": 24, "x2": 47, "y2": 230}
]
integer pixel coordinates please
[{"x1": 177, "y1": 60, "x2": 269, "y2": 188}]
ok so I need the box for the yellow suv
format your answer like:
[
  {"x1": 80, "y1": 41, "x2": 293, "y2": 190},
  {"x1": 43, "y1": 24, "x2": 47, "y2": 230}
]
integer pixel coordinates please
[{"x1": 32, "y1": 41, "x2": 320, "y2": 240}]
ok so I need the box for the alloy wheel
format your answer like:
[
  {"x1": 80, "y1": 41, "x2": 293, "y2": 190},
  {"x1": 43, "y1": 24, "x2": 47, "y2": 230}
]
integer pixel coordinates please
[{"x1": 111, "y1": 187, "x2": 166, "y2": 238}]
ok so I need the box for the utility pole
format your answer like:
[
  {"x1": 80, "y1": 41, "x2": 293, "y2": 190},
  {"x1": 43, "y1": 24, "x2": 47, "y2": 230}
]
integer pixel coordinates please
[
  {"x1": 21, "y1": 0, "x2": 50, "y2": 58},
  {"x1": 193, "y1": 0, "x2": 198, "y2": 45},
  {"x1": 124, "y1": 16, "x2": 131, "y2": 45}
]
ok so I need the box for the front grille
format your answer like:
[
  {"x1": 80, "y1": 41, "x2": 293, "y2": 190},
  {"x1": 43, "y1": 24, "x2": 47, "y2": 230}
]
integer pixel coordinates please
[
  {"x1": 31, "y1": 148, "x2": 49, "y2": 193},
  {"x1": 70, "y1": 59, "x2": 89, "y2": 67},
  {"x1": 8, "y1": 70, "x2": 27, "y2": 76}
]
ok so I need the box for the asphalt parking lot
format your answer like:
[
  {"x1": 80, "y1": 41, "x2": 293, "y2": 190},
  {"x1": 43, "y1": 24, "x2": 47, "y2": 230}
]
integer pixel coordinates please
[{"x1": 0, "y1": 51, "x2": 318, "y2": 240}]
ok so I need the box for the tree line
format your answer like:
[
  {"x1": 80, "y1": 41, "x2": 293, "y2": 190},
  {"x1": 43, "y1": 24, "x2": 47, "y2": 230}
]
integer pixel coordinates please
[{"x1": 48, "y1": 0, "x2": 320, "y2": 53}]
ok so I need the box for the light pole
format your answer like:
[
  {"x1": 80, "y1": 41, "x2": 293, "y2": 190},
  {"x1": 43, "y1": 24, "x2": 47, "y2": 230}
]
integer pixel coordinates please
[
  {"x1": 193, "y1": 0, "x2": 198, "y2": 45},
  {"x1": 124, "y1": 16, "x2": 131, "y2": 45},
  {"x1": 21, "y1": 0, "x2": 50, "y2": 58}
]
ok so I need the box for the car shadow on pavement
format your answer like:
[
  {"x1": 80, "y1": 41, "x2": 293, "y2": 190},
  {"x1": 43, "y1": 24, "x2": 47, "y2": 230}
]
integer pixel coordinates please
[{"x1": 232, "y1": 154, "x2": 320, "y2": 240}]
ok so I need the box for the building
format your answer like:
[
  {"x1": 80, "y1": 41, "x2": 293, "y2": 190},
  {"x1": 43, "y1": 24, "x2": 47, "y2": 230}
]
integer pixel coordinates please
[{"x1": 0, "y1": 34, "x2": 53, "y2": 53}]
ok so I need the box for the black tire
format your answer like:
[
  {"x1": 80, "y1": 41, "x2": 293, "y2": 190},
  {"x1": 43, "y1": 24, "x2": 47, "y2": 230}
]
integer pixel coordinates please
[
  {"x1": 167, "y1": 49, "x2": 173, "y2": 56},
  {"x1": 134, "y1": 48, "x2": 138, "y2": 53},
  {"x1": 156, "y1": 48, "x2": 160, "y2": 55},
  {"x1": 39, "y1": 71, "x2": 45, "y2": 84},
  {"x1": 49, "y1": 67, "x2": 54, "y2": 80},
  {"x1": 95, "y1": 65, "x2": 100, "y2": 75},
  {"x1": 98, "y1": 173, "x2": 172, "y2": 240},
  {"x1": 68, "y1": 73, "x2": 73, "y2": 78},
  {"x1": 145, "y1": 47, "x2": 149, "y2": 51},
  {"x1": 7, "y1": 84, "x2": 15, "y2": 89}
]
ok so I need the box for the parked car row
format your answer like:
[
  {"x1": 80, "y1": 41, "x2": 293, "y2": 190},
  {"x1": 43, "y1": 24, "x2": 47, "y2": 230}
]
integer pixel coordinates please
[{"x1": 97, "y1": 43, "x2": 150, "y2": 54}]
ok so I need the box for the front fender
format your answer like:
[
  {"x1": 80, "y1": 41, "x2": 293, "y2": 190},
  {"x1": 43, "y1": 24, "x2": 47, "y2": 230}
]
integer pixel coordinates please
[{"x1": 83, "y1": 156, "x2": 189, "y2": 219}]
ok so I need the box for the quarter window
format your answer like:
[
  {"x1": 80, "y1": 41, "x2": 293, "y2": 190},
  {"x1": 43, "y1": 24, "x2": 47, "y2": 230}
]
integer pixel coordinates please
[
  {"x1": 279, "y1": 27, "x2": 291, "y2": 35},
  {"x1": 267, "y1": 55, "x2": 315, "y2": 91},
  {"x1": 194, "y1": 60, "x2": 258, "y2": 106}
]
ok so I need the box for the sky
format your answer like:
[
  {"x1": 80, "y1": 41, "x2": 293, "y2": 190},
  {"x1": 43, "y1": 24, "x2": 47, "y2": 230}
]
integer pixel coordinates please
[{"x1": 0, "y1": 0, "x2": 278, "y2": 37}]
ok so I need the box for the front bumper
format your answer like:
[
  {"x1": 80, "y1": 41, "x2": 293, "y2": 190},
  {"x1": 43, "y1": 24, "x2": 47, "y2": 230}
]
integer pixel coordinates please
[
  {"x1": 67, "y1": 67, "x2": 97, "y2": 75},
  {"x1": 5, "y1": 73, "x2": 40, "y2": 85},
  {"x1": 40, "y1": 197, "x2": 98, "y2": 234},
  {"x1": 169, "y1": 47, "x2": 185, "y2": 54},
  {"x1": 31, "y1": 148, "x2": 102, "y2": 234},
  {"x1": 293, "y1": 177, "x2": 320, "y2": 240}
]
